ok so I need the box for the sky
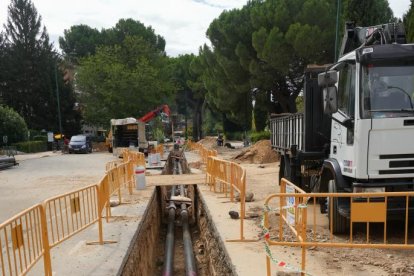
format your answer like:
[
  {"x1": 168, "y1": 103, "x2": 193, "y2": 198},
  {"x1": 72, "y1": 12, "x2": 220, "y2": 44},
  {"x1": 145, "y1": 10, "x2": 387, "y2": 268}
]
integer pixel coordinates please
[{"x1": 0, "y1": 0, "x2": 411, "y2": 57}]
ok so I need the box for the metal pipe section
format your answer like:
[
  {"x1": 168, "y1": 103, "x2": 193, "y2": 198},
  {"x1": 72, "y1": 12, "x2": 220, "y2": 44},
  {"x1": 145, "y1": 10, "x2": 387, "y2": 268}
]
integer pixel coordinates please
[
  {"x1": 180, "y1": 185, "x2": 197, "y2": 276},
  {"x1": 163, "y1": 185, "x2": 176, "y2": 276}
]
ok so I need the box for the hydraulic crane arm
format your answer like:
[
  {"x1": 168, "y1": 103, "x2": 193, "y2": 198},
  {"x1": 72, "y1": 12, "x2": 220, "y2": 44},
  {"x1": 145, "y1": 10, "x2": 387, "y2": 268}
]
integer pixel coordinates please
[
  {"x1": 339, "y1": 22, "x2": 406, "y2": 58},
  {"x1": 138, "y1": 104, "x2": 171, "y2": 123}
]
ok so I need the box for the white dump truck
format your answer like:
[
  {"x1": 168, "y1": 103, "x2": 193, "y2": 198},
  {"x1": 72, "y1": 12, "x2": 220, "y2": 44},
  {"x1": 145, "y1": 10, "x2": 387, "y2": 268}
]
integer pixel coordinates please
[{"x1": 270, "y1": 22, "x2": 414, "y2": 233}]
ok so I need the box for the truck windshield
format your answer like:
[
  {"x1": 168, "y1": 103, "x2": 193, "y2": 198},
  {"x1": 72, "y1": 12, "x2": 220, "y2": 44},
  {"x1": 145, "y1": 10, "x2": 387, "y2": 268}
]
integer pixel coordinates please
[{"x1": 360, "y1": 64, "x2": 414, "y2": 119}]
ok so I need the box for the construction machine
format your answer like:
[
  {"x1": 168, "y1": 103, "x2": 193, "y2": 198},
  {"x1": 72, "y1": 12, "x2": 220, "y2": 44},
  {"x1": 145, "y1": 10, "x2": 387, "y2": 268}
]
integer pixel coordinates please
[
  {"x1": 270, "y1": 22, "x2": 414, "y2": 233},
  {"x1": 106, "y1": 105, "x2": 170, "y2": 155}
]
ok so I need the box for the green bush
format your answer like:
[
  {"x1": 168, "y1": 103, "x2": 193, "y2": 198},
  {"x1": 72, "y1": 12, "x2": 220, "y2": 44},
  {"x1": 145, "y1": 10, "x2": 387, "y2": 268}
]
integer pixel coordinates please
[
  {"x1": 32, "y1": 135, "x2": 47, "y2": 141},
  {"x1": 0, "y1": 105, "x2": 28, "y2": 144},
  {"x1": 13, "y1": 141, "x2": 47, "y2": 153},
  {"x1": 250, "y1": 130, "x2": 270, "y2": 143}
]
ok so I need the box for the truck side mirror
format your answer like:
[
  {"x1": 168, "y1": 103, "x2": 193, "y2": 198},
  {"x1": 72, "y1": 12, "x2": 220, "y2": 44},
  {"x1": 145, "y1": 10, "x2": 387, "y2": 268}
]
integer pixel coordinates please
[
  {"x1": 323, "y1": 87, "x2": 338, "y2": 114},
  {"x1": 318, "y1": 70, "x2": 338, "y2": 87}
]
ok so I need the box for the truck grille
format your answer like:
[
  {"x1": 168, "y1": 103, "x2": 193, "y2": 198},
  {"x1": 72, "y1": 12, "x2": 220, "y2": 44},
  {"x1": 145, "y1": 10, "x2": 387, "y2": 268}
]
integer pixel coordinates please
[
  {"x1": 379, "y1": 169, "x2": 414, "y2": 175},
  {"x1": 389, "y1": 160, "x2": 414, "y2": 168},
  {"x1": 379, "y1": 153, "x2": 414, "y2": 159}
]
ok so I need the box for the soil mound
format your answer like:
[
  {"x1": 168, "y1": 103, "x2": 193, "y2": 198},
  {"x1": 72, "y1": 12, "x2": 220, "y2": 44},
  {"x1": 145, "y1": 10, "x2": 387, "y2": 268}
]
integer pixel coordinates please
[
  {"x1": 197, "y1": 136, "x2": 217, "y2": 149},
  {"x1": 233, "y1": 140, "x2": 278, "y2": 164}
]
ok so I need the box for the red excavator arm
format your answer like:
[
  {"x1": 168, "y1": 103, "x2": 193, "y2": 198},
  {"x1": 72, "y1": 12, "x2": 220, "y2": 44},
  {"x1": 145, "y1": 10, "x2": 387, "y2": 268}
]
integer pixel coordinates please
[{"x1": 138, "y1": 104, "x2": 171, "y2": 123}]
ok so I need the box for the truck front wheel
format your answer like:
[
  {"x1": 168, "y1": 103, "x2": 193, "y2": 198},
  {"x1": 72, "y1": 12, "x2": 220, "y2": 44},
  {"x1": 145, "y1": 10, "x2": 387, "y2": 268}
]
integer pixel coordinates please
[
  {"x1": 279, "y1": 156, "x2": 291, "y2": 185},
  {"x1": 279, "y1": 158, "x2": 285, "y2": 185},
  {"x1": 328, "y1": 179, "x2": 349, "y2": 234}
]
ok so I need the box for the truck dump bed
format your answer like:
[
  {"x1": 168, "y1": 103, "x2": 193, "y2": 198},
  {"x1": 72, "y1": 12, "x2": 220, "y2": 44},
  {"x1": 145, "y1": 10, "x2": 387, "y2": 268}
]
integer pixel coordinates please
[
  {"x1": 270, "y1": 65, "x2": 331, "y2": 157},
  {"x1": 270, "y1": 113, "x2": 304, "y2": 152}
]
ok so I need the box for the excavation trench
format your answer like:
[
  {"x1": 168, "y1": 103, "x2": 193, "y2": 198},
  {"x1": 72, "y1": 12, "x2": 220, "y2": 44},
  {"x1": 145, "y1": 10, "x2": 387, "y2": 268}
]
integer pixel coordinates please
[{"x1": 118, "y1": 150, "x2": 236, "y2": 276}]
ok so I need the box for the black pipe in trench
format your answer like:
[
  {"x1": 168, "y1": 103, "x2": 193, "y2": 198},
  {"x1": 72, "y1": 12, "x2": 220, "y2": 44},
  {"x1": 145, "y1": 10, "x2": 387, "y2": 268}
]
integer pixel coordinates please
[
  {"x1": 163, "y1": 154, "x2": 197, "y2": 276},
  {"x1": 162, "y1": 186, "x2": 176, "y2": 276},
  {"x1": 180, "y1": 183, "x2": 197, "y2": 276}
]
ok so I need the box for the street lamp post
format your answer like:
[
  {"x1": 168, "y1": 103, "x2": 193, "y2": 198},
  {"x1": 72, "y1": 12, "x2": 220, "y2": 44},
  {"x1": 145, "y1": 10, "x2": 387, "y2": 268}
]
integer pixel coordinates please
[{"x1": 54, "y1": 61, "x2": 63, "y2": 138}]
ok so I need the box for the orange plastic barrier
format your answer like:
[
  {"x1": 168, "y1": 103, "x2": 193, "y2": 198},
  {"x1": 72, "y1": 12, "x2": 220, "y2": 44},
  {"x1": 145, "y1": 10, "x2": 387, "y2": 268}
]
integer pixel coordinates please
[
  {"x1": 0, "y1": 204, "x2": 50, "y2": 276},
  {"x1": 205, "y1": 156, "x2": 247, "y2": 241},
  {"x1": 186, "y1": 140, "x2": 217, "y2": 166},
  {"x1": 43, "y1": 185, "x2": 104, "y2": 248},
  {"x1": 263, "y1": 178, "x2": 414, "y2": 276},
  {"x1": 0, "y1": 149, "x2": 144, "y2": 276}
]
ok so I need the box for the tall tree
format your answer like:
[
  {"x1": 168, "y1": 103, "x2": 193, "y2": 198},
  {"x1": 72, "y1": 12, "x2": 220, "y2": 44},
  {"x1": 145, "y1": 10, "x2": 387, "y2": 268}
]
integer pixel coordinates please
[
  {"x1": 404, "y1": 0, "x2": 414, "y2": 42},
  {"x1": 60, "y1": 19, "x2": 170, "y2": 128},
  {"x1": 188, "y1": 54, "x2": 208, "y2": 140},
  {"x1": 343, "y1": 0, "x2": 394, "y2": 26},
  {"x1": 204, "y1": 4, "x2": 255, "y2": 133},
  {"x1": 59, "y1": 19, "x2": 167, "y2": 61},
  {"x1": 1, "y1": 0, "x2": 80, "y2": 132},
  {"x1": 0, "y1": 33, "x2": 6, "y2": 105},
  {"x1": 202, "y1": 0, "x2": 336, "y2": 134},
  {"x1": 76, "y1": 35, "x2": 174, "y2": 126},
  {"x1": 59, "y1": 24, "x2": 102, "y2": 61}
]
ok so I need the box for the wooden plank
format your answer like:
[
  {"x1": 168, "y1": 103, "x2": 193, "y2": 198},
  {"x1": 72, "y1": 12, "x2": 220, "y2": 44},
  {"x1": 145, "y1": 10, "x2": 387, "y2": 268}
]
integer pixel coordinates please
[{"x1": 146, "y1": 174, "x2": 205, "y2": 186}]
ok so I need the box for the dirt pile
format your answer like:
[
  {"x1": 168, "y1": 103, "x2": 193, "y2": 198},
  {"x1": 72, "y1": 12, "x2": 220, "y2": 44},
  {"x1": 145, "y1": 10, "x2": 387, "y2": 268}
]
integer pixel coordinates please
[
  {"x1": 197, "y1": 137, "x2": 217, "y2": 149},
  {"x1": 233, "y1": 140, "x2": 278, "y2": 164},
  {"x1": 93, "y1": 142, "x2": 108, "y2": 152}
]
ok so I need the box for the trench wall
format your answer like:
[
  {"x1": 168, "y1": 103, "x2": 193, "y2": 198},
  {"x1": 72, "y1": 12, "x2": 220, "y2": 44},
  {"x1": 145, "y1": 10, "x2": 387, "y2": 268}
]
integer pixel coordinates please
[
  {"x1": 196, "y1": 187, "x2": 237, "y2": 276},
  {"x1": 117, "y1": 188, "x2": 161, "y2": 276}
]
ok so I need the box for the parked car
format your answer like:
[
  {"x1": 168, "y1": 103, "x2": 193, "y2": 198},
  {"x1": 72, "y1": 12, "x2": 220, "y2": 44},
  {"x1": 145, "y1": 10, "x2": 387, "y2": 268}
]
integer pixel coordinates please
[{"x1": 68, "y1": 135, "x2": 92, "y2": 154}]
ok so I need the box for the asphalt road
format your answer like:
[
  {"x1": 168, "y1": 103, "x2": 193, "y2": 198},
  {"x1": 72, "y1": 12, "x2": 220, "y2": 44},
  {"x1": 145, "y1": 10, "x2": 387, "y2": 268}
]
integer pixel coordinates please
[{"x1": 0, "y1": 152, "x2": 116, "y2": 223}]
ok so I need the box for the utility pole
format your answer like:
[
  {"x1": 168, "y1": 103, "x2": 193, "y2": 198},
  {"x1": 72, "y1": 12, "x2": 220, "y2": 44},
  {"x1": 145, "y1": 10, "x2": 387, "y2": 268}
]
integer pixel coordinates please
[{"x1": 54, "y1": 59, "x2": 63, "y2": 138}]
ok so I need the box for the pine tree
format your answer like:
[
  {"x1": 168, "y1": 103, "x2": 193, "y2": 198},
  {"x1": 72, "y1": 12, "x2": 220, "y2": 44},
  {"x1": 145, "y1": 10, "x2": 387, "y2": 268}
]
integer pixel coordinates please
[
  {"x1": 1, "y1": 0, "x2": 80, "y2": 133},
  {"x1": 3, "y1": 0, "x2": 52, "y2": 129},
  {"x1": 404, "y1": 0, "x2": 414, "y2": 42}
]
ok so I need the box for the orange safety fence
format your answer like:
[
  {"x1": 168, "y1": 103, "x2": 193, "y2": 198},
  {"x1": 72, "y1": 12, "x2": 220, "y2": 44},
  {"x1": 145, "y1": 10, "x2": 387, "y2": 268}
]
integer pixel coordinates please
[
  {"x1": 0, "y1": 204, "x2": 50, "y2": 276},
  {"x1": 100, "y1": 160, "x2": 134, "y2": 221},
  {"x1": 205, "y1": 156, "x2": 248, "y2": 241},
  {"x1": 123, "y1": 150, "x2": 146, "y2": 167},
  {"x1": 263, "y1": 178, "x2": 414, "y2": 276},
  {"x1": 105, "y1": 161, "x2": 119, "y2": 171},
  {"x1": 43, "y1": 185, "x2": 105, "y2": 248},
  {"x1": 0, "y1": 149, "x2": 145, "y2": 276},
  {"x1": 154, "y1": 144, "x2": 164, "y2": 157},
  {"x1": 186, "y1": 140, "x2": 217, "y2": 165}
]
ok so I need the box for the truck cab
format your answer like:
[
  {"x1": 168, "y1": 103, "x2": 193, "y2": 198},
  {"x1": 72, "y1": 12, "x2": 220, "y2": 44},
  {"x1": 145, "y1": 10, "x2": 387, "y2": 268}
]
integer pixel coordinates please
[{"x1": 324, "y1": 45, "x2": 414, "y2": 184}]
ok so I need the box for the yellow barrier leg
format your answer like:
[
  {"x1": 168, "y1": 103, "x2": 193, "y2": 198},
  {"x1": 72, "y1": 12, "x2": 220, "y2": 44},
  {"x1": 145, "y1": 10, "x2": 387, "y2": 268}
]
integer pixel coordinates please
[
  {"x1": 301, "y1": 204, "x2": 308, "y2": 276},
  {"x1": 40, "y1": 204, "x2": 52, "y2": 276},
  {"x1": 266, "y1": 255, "x2": 271, "y2": 276},
  {"x1": 86, "y1": 214, "x2": 117, "y2": 245},
  {"x1": 106, "y1": 204, "x2": 111, "y2": 223},
  {"x1": 118, "y1": 188, "x2": 122, "y2": 205}
]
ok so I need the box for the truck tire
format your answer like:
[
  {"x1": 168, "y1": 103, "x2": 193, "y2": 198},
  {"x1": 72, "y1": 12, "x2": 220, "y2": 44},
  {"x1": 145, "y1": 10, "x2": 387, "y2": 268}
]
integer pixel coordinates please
[
  {"x1": 279, "y1": 158, "x2": 285, "y2": 185},
  {"x1": 279, "y1": 156, "x2": 290, "y2": 185},
  {"x1": 328, "y1": 179, "x2": 349, "y2": 234}
]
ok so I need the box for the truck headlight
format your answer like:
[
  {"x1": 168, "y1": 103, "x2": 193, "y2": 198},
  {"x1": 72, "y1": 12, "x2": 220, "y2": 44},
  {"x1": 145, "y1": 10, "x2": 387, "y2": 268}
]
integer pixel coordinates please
[{"x1": 81, "y1": 145, "x2": 86, "y2": 148}]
